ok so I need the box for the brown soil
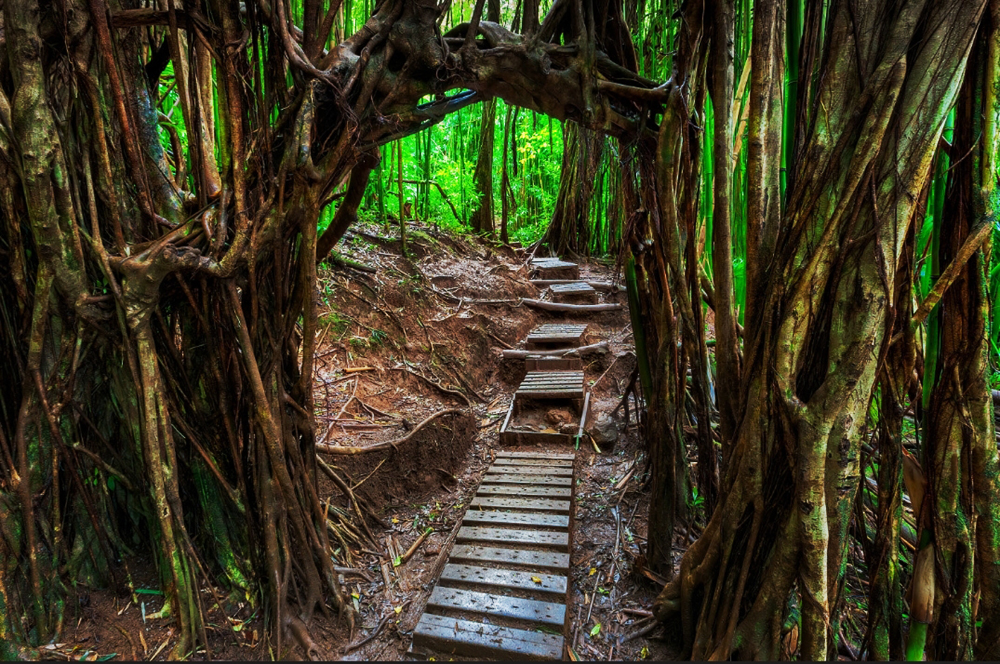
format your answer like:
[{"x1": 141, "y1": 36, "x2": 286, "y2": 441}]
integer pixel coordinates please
[{"x1": 45, "y1": 223, "x2": 672, "y2": 662}]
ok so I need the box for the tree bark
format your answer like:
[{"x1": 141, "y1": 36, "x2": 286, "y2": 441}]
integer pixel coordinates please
[{"x1": 655, "y1": 0, "x2": 986, "y2": 659}]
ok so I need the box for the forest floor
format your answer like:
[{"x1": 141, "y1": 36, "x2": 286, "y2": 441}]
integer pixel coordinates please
[{"x1": 48, "y1": 222, "x2": 681, "y2": 662}]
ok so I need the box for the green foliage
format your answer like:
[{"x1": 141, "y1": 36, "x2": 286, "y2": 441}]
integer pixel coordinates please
[{"x1": 358, "y1": 99, "x2": 565, "y2": 245}]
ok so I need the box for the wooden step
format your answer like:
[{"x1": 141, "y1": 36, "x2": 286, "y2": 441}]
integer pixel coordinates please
[
  {"x1": 440, "y1": 563, "x2": 568, "y2": 596},
  {"x1": 470, "y1": 495, "x2": 572, "y2": 511},
  {"x1": 426, "y1": 586, "x2": 567, "y2": 626},
  {"x1": 449, "y1": 544, "x2": 571, "y2": 572},
  {"x1": 515, "y1": 371, "x2": 585, "y2": 400},
  {"x1": 493, "y1": 458, "x2": 574, "y2": 468},
  {"x1": 456, "y1": 526, "x2": 569, "y2": 551},
  {"x1": 529, "y1": 259, "x2": 580, "y2": 280},
  {"x1": 487, "y1": 465, "x2": 574, "y2": 477},
  {"x1": 550, "y1": 282, "x2": 598, "y2": 305},
  {"x1": 496, "y1": 451, "x2": 576, "y2": 460},
  {"x1": 481, "y1": 473, "x2": 573, "y2": 487},
  {"x1": 476, "y1": 485, "x2": 572, "y2": 497},
  {"x1": 525, "y1": 324, "x2": 588, "y2": 350},
  {"x1": 461, "y1": 510, "x2": 569, "y2": 529},
  {"x1": 412, "y1": 613, "x2": 564, "y2": 661},
  {"x1": 525, "y1": 355, "x2": 584, "y2": 371}
]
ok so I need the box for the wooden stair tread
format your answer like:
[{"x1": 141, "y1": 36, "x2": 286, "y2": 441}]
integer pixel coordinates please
[
  {"x1": 493, "y1": 458, "x2": 574, "y2": 468},
  {"x1": 449, "y1": 544, "x2": 571, "y2": 572},
  {"x1": 456, "y1": 526, "x2": 570, "y2": 551},
  {"x1": 412, "y1": 613, "x2": 564, "y2": 661},
  {"x1": 481, "y1": 473, "x2": 573, "y2": 486},
  {"x1": 427, "y1": 586, "x2": 567, "y2": 626},
  {"x1": 462, "y1": 510, "x2": 570, "y2": 529},
  {"x1": 550, "y1": 282, "x2": 596, "y2": 293},
  {"x1": 440, "y1": 563, "x2": 568, "y2": 596},
  {"x1": 487, "y1": 465, "x2": 574, "y2": 477},
  {"x1": 495, "y1": 451, "x2": 576, "y2": 460},
  {"x1": 476, "y1": 486, "x2": 573, "y2": 498}
]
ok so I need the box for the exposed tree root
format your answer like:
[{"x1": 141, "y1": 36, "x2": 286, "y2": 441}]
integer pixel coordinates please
[{"x1": 316, "y1": 408, "x2": 465, "y2": 454}]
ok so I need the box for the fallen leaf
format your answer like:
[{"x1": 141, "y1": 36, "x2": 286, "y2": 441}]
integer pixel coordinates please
[
  {"x1": 590, "y1": 623, "x2": 601, "y2": 637},
  {"x1": 394, "y1": 606, "x2": 403, "y2": 614},
  {"x1": 531, "y1": 576, "x2": 542, "y2": 584},
  {"x1": 391, "y1": 518, "x2": 399, "y2": 524},
  {"x1": 589, "y1": 567, "x2": 596, "y2": 576},
  {"x1": 641, "y1": 646, "x2": 649, "y2": 659}
]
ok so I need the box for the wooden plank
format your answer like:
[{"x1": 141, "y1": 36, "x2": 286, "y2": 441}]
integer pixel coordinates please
[
  {"x1": 518, "y1": 378, "x2": 584, "y2": 385},
  {"x1": 524, "y1": 357, "x2": 583, "y2": 371},
  {"x1": 500, "y1": 430, "x2": 573, "y2": 446},
  {"x1": 515, "y1": 390, "x2": 584, "y2": 399},
  {"x1": 528, "y1": 259, "x2": 577, "y2": 269},
  {"x1": 532, "y1": 264, "x2": 580, "y2": 280},
  {"x1": 456, "y1": 527, "x2": 570, "y2": 551},
  {"x1": 475, "y1": 487, "x2": 572, "y2": 499},
  {"x1": 550, "y1": 282, "x2": 595, "y2": 292},
  {"x1": 519, "y1": 376, "x2": 584, "y2": 384},
  {"x1": 449, "y1": 545, "x2": 571, "y2": 572},
  {"x1": 496, "y1": 451, "x2": 576, "y2": 460},
  {"x1": 440, "y1": 563, "x2": 568, "y2": 596},
  {"x1": 462, "y1": 510, "x2": 570, "y2": 529},
  {"x1": 527, "y1": 333, "x2": 586, "y2": 338},
  {"x1": 487, "y1": 465, "x2": 574, "y2": 477},
  {"x1": 578, "y1": 392, "x2": 591, "y2": 439},
  {"x1": 482, "y1": 473, "x2": 573, "y2": 486},
  {"x1": 520, "y1": 370, "x2": 584, "y2": 376},
  {"x1": 526, "y1": 326, "x2": 587, "y2": 343},
  {"x1": 499, "y1": 398, "x2": 515, "y2": 440},
  {"x1": 413, "y1": 613, "x2": 564, "y2": 661},
  {"x1": 493, "y1": 458, "x2": 574, "y2": 468},
  {"x1": 426, "y1": 586, "x2": 567, "y2": 627}
]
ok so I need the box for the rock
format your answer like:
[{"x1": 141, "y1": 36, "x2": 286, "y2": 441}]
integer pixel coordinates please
[
  {"x1": 545, "y1": 408, "x2": 575, "y2": 426},
  {"x1": 590, "y1": 414, "x2": 619, "y2": 446}
]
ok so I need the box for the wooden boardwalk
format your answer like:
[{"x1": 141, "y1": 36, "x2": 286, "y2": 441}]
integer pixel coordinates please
[
  {"x1": 410, "y1": 451, "x2": 576, "y2": 660},
  {"x1": 409, "y1": 257, "x2": 610, "y2": 661}
]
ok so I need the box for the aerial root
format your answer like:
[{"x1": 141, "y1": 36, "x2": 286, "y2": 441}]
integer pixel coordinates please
[{"x1": 287, "y1": 614, "x2": 322, "y2": 661}]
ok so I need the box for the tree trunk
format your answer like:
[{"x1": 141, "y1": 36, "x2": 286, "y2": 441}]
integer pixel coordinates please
[
  {"x1": 654, "y1": 0, "x2": 986, "y2": 659},
  {"x1": 469, "y1": 99, "x2": 497, "y2": 234},
  {"x1": 540, "y1": 122, "x2": 603, "y2": 256},
  {"x1": 924, "y1": 12, "x2": 1000, "y2": 655}
]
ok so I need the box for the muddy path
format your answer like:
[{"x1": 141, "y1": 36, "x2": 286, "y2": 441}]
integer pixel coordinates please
[{"x1": 54, "y1": 225, "x2": 674, "y2": 662}]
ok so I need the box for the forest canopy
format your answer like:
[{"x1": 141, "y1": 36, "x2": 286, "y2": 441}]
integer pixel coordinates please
[{"x1": 1, "y1": 0, "x2": 1000, "y2": 661}]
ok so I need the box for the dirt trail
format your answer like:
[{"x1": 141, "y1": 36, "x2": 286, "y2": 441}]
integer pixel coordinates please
[{"x1": 53, "y1": 225, "x2": 673, "y2": 662}]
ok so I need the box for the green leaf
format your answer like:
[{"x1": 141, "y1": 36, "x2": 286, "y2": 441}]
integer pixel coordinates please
[
  {"x1": 590, "y1": 623, "x2": 601, "y2": 637},
  {"x1": 393, "y1": 556, "x2": 402, "y2": 567},
  {"x1": 97, "y1": 654, "x2": 118, "y2": 661},
  {"x1": 134, "y1": 588, "x2": 163, "y2": 596}
]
